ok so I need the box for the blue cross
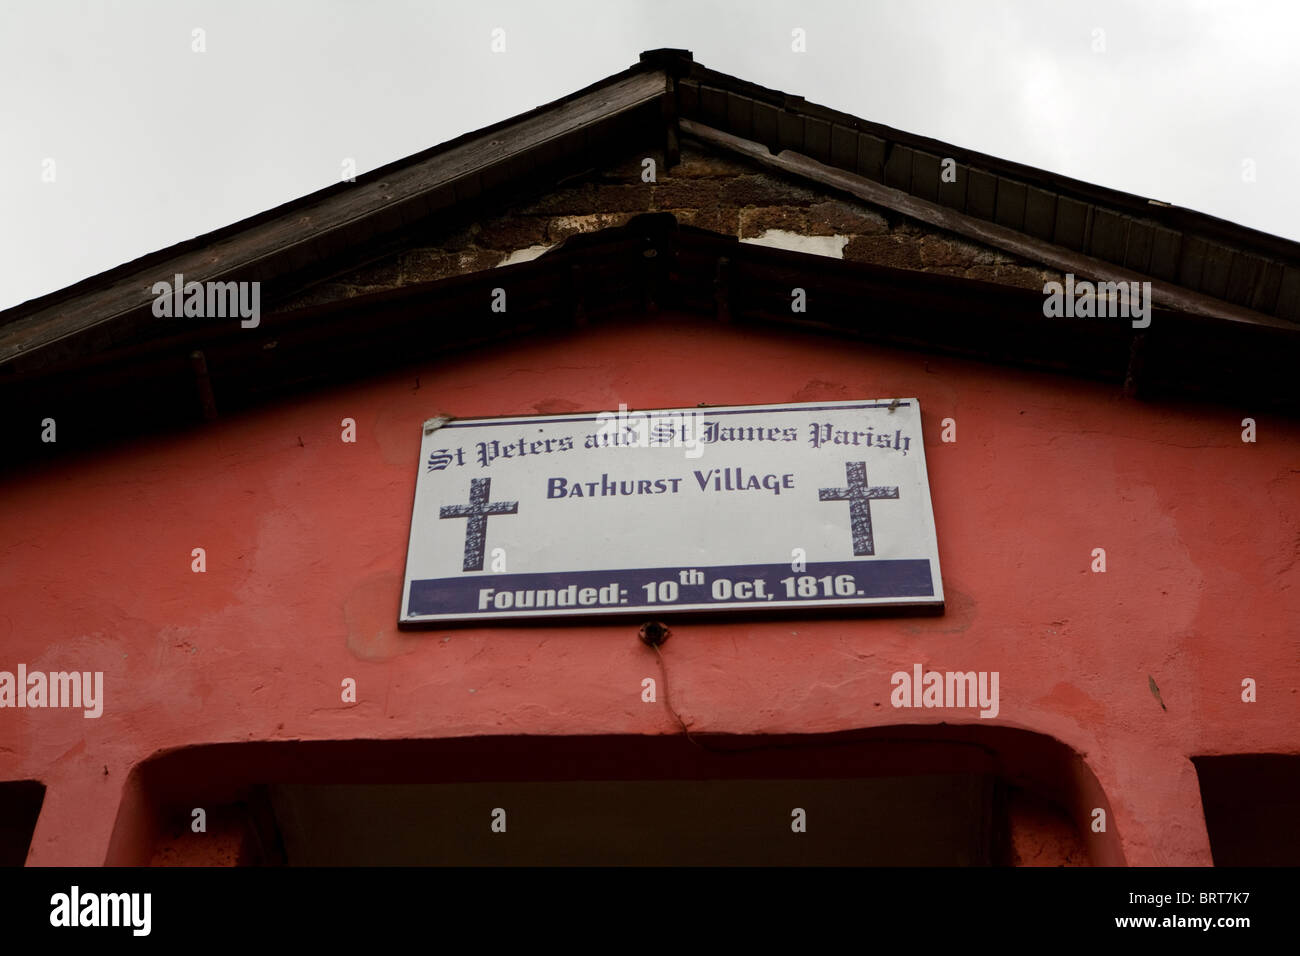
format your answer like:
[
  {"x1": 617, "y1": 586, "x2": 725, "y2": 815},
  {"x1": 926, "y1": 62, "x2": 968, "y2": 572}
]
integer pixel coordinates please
[
  {"x1": 439, "y1": 478, "x2": 518, "y2": 572},
  {"x1": 818, "y1": 462, "x2": 898, "y2": 556}
]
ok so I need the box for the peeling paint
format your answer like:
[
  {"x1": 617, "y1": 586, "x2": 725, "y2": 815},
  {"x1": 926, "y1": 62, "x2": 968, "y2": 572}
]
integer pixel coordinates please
[
  {"x1": 739, "y1": 229, "x2": 849, "y2": 258},
  {"x1": 496, "y1": 244, "x2": 555, "y2": 267}
]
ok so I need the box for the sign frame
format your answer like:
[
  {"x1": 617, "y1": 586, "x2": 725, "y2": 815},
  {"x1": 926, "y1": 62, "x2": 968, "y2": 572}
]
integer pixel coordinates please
[{"x1": 399, "y1": 399, "x2": 944, "y2": 626}]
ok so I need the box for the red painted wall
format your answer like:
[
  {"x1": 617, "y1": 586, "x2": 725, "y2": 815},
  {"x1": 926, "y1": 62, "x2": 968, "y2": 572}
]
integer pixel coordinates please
[{"x1": 3, "y1": 312, "x2": 1298, "y2": 865}]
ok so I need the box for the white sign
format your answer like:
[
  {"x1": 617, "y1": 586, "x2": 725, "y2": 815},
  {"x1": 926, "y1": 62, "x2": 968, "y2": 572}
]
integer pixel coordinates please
[{"x1": 400, "y1": 399, "x2": 944, "y2": 624}]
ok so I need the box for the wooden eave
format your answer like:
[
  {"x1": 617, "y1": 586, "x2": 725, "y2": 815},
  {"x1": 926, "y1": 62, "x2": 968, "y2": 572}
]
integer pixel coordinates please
[
  {"x1": 2, "y1": 49, "x2": 1298, "y2": 471},
  {"x1": 2, "y1": 213, "x2": 1296, "y2": 471}
]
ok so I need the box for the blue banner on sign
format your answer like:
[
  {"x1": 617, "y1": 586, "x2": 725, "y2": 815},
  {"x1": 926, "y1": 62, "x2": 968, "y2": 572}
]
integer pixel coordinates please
[{"x1": 407, "y1": 559, "x2": 933, "y2": 617}]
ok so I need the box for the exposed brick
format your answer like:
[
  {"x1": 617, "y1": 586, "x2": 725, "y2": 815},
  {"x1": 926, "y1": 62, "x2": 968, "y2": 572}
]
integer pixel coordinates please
[
  {"x1": 674, "y1": 206, "x2": 740, "y2": 235},
  {"x1": 917, "y1": 235, "x2": 978, "y2": 270},
  {"x1": 277, "y1": 142, "x2": 1069, "y2": 313},
  {"x1": 918, "y1": 234, "x2": 1012, "y2": 269},
  {"x1": 737, "y1": 201, "x2": 886, "y2": 239},
  {"x1": 842, "y1": 235, "x2": 925, "y2": 271},
  {"x1": 808, "y1": 201, "x2": 889, "y2": 235},
  {"x1": 547, "y1": 212, "x2": 637, "y2": 242},
  {"x1": 590, "y1": 183, "x2": 655, "y2": 212},
  {"x1": 475, "y1": 216, "x2": 551, "y2": 251},
  {"x1": 720, "y1": 174, "x2": 821, "y2": 207},
  {"x1": 670, "y1": 151, "x2": 749, "y2": 178},
  {"x1": 513, "y1": 184, "x2": 598, "y2": 216},
  {"x1": 653, "y1": 178, "x2": 724, "y2": 209},
  {"x1": 601, "y1": 155, "x2": 656, "y2": 179},
  {"x1": 891, "y1": 219, "x2": 929, "y2": 238},
  {"x1": 402, "y1": 249, "x2": 504, "y2": 283},
  {"x1": 988, "y1": 264, "x2": 1054, "y2": 292},
  {"x1": 739, "y1": 206, "x2": 818, "y2": 238},
  {"x1": 457, "y1": 249, "x2": 507, "y2": 273}
]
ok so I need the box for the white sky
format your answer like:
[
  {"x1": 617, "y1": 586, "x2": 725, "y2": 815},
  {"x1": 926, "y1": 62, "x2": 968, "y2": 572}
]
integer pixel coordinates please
[{"x1": 2, "y1": 0, "x2": 1297, "y2": 312}]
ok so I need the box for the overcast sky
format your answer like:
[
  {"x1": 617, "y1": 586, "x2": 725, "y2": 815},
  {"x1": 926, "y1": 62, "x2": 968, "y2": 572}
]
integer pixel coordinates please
[{"x1": 2, "y1": 0, "x2": 1296, "y2": 312}]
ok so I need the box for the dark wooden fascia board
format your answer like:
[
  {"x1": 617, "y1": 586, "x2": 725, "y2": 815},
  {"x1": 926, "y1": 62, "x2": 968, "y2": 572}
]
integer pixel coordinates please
[
  {"x1": 677, "y1": 59, "x2": 1300, "y2": 269},
  {"x1": 1, "y1": 59, "x2": 666, "y2": 326},
  {"x1": 6, "y1": 215, "x2": 1290, "y2": 393},
  {"x1": 0, "y1": 68, "x2": 669, "y2": 370},
  {"x1": 682, "y1": 119, "x2": 1297, "y2": 333},
  {"x1": 2, "y1": 220, "x2": 1296, "y2": 474},
  {"x1": 6, "y1": 45, "x2": 1300, "y2": 386}
]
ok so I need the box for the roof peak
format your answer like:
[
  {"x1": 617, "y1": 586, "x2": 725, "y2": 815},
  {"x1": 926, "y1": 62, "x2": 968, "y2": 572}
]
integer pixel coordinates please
[{"x1": 2, "y1": 47, "x2": 1297, "y2": 370}]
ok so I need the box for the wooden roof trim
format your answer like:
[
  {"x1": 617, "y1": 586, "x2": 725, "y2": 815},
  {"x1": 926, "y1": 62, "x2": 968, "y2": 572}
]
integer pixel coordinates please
[
  {"x1": 675, "y1": 62, "x2": 1300, "y2": 268},
  {"x1": 3, "y1": 213, "x2": 1297, "y2": 473},
  {"x1": 4, "y1": 46, "x2": 1299, "y2": 377},
  {"x1": 682, "y1": 119, "x2": 1298, "y2": 333},
  {"x1": 0, "y1": 69, "x2": 668, "y2": 368}
]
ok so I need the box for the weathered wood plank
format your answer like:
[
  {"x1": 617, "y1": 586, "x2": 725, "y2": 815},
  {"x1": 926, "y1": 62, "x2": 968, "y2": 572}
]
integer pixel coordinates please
[
  {"x1": 0, "y1": 69, "x2": 668, "y2": 367},
  {"x1": 681, "y1": 119, "x2": 1299, "y2": 331}
]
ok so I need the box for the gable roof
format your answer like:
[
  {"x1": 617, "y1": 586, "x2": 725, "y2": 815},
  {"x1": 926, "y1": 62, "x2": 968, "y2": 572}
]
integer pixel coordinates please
[
  {"x1": 2, "y1": 49, "x2": 1298, "y2": 468},
  {"x1": 5, "y1": 49, "x2": 1300, "y2": 372},
  {"x1": 664, "y1": 49, "x2": 1300, "y2": 329}
]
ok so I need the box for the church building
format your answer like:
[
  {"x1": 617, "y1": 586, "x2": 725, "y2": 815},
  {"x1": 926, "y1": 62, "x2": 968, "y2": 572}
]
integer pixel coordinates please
[{"x1": 1, "y1": 49, "x2": 1297, "y2": 867}]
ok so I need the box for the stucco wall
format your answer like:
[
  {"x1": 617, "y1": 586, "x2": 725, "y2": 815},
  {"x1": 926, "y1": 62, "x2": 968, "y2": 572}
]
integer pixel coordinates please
[{"x1": 2, "y1": 312, "x2": 1297, "y2": 865}]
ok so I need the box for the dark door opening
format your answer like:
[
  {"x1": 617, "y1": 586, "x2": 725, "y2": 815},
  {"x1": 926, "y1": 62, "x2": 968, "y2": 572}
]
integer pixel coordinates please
[
  {"x1": 108, "y1": 729, "x2": 1108, "y2": 866},
  {"x1": 1193, "y1": 754, "x2": 1300, "y2": 866},
  {"x1": 0, "y1": 780, "x2": 45, "y2": 866},
  {"x1": 269, "y1": 775, "x2": 993, "y2": 865}
]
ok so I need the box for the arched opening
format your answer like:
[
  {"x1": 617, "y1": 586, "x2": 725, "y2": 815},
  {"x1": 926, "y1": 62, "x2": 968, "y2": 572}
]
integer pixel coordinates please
[{"x1": 107, "y1": 727, "x2": 1122, "y2": 866}]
